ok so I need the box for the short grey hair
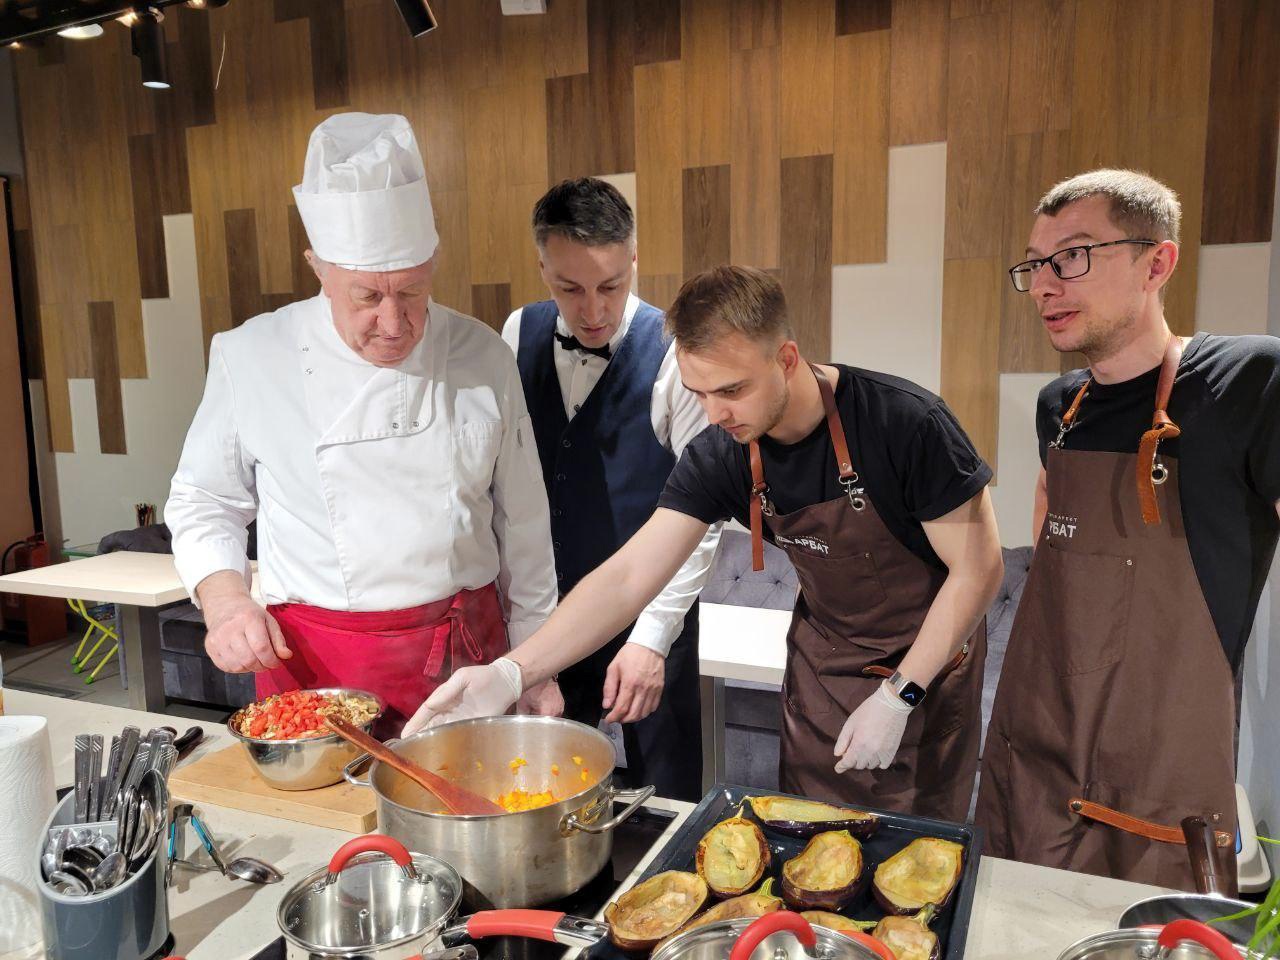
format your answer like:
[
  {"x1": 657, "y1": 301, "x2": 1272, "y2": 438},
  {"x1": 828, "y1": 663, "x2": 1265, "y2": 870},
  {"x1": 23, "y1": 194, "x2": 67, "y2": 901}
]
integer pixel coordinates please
[
  {"x1": 1036, "y1": 168, "x2": 1182, "y2": 244},
  {"x1": 532, "y1": 178, "x2": 635, "y2": 249}
]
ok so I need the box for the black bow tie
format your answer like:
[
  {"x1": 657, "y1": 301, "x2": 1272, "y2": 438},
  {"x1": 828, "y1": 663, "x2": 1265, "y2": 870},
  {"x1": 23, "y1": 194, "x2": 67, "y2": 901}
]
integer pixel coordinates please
[{"x1": 554, "y1": 332, "x2": 612, "y2": 360}]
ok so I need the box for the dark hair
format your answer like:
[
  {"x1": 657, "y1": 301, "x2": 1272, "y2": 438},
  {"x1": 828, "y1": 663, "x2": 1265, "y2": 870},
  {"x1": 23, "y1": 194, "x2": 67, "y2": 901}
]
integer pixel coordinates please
[
  {"x1": 531, "y1": 178, "x2": 635, "y2": 248},
  {"x1": 665, "y1": 265, "x2": 793, "y2": 353},
  {"x1": 1036, "y1": 168, "x2": 1182, "y2": 244}
]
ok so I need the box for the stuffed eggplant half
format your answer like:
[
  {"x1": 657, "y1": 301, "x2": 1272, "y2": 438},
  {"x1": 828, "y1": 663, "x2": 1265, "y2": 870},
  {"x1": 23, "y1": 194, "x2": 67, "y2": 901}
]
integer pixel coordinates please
[
  {"x1": 780, "y1": 830, "x2": 866, "y2": 911},
  {"x1": 747, "y1": 795, "x2": 880, "y2": 839},
  {"x1": 656, "y1": 878, "x2": 784, "y2": 952},
  {"x1": 873, "y1": 838, "x2": 964, "y2": 915},
  {"x1": 604, "y1": 871, "x2": 709, "y2": 953},
  {"x1": 803, "y1": 906, "x2": 940, "y2": 960},
  {"x1": 696, "y1": 806, "x2": 771, "y2": 898}
]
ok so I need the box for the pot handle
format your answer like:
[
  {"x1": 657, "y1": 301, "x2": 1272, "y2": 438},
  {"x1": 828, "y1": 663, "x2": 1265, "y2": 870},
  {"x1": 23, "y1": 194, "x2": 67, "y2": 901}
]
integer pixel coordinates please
[
  {"x1": 562, "y1": 785, "x2": 655, "y2": 835},
  {"x1": 342, "y1": 737, "x2": 402, "y2": 787},
  {"x1": 448, "y1": 910, "x2": 610, "y2": 948},
  {"x1": 326, "y1": 834, "x2": 418, "y2": 883},
  {"x1": 1155, "y1": 919, "x2": 1240, "y2": 960},
  {"x1": 730, "y1": 913, "x2": 897, "y2": 960}
]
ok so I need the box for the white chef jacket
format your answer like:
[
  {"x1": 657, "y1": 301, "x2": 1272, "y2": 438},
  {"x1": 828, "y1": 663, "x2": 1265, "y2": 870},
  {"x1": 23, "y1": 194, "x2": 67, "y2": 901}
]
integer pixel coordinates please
[
  {"x1": 167, "y1": 294, "x2": 557, "y2": 646},
  {"x1": 501, "y1": 293, "x2": 722, "y2": 657}
]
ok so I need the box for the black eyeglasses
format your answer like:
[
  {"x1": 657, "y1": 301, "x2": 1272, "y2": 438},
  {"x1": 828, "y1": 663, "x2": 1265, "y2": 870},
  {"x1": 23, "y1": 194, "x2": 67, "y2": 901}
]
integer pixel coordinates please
[{"x1": 1008, "y1": 239, "x2": 1157, "y2": 292}]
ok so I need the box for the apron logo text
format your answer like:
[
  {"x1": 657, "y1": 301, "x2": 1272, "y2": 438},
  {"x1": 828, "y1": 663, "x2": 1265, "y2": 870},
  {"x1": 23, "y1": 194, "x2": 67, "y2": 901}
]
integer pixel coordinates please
[
  {"x1": 1047, "y1": 513, "x2": 1079, "y2": 539},
  {"x1": 776, "y1": 534, "x2": 830, "y2": 555}
]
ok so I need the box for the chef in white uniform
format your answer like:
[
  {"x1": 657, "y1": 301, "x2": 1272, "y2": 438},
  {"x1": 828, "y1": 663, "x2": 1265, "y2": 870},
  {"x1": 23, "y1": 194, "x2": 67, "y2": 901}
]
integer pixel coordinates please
[{"x1": 166, "y1": 112, "x2": 557, "y2": 736}]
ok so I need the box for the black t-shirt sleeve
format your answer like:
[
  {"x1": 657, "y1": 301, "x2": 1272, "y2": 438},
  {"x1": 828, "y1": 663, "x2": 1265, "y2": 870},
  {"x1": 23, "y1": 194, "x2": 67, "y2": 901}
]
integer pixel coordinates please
[
  {"x1": 901, "y1": 402, "x2": 994, "y2": 522},
  {"x1": 1243, "y1": 339, "x2": 1280, "y2": 503},
  {"x1": 1036, "y1": 382, "x2": 1059, "y2": 467},
  {"x1": 657, "y1": 427, "x2": 741, "y2": 525}
]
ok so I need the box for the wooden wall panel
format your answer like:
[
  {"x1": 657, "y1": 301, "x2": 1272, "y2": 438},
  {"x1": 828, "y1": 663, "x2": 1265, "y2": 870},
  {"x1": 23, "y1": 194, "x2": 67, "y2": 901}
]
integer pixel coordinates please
[
  {"x1": 586, "y1": 0, "x2": 636, "y2": 176},
  {"x1": 464, "y1": 85, "x2": 511, "y2": 285},
  {"x1": 888, "y1": 0, "x2": 949, "y2": 145},
  {"x1": 999, "y1": 130, "x2": 1073, "y2": 373},
  {"x1": 941, "y1": 258, "x2": 1001, "y2": 469},
  {"x1": 635, "y1": 0, "x2": 682, "y2": 66},
  {"x1": 780, "y1": 0, "x2": 836, "y2": 159},
  {"x1": 276, "y1": 0, "x2": 350, "y2": 110},
  {"x1": 634, "y1": 61, "x2": 685, "y2": 277},
  {"x1": 943, "y1": 9, "x2": 1010, "y2": 260},
  {"x1": 431, "y1": 188, "x2": 474, "y2": 318},
  {"x1": 729, "y1": 46, "x2": 781, "y2": 268},
  {"x1": 681, "y1": 0, "x2": 732, "y2": 167},
  {"x1": 471, "y1": 283, "x2": 512, "y2": 333},
  {"x1": 683, "y1": 165, "x2": 731, "y2": 277},
  {"x1": 500, "y1": 13, "x2": 549, "y2": 191},
  {"x1": 0, "y1": 180, "x2": 35, "y2": 549},
  {"x1": 508, "y1": 183, "x2": 550, "y2": 310},
  {"x1": 544, "y1": 0, "x2": 590, "y2": 78},
  {"x1": 89, "y1": 302, "x2": 126, "y2": 454},
  {"x1": 224, "y1": 208, "x2": 265, "y2": 328},
  {"x1": 1006, "y1": 0, "x2": 1074, "y2": 135},
  {"x1": 638, "y1": 274, "x2": 684, "y2": 312},
  {"x1": 546, "y1": 74, "x2": 597, "y2": 183},
  {"x1": 733, "y1": 0, "x2": 781, "y2": 49},
  {"x1": 780, "y1": 155, "x2": 834, "y2": 361},
  {"x1": 1202, "y1": 0, "x2": 1280, "y2": 244},
  {"x1": 833, "y1": 29, "x2": 890, "y2": 264},
  {"x1": 39, "y1": 305, "x2": 74, "y2": 452},
  {"x1": 836, "y1": 0, "x2": 891, "y2": 35}
]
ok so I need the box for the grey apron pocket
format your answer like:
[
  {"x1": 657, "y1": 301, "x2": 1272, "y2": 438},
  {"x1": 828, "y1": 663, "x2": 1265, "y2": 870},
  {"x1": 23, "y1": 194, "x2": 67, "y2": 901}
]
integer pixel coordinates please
[{"x1": 1037, "y1": 541, "x2": 1135, "y2": 677}]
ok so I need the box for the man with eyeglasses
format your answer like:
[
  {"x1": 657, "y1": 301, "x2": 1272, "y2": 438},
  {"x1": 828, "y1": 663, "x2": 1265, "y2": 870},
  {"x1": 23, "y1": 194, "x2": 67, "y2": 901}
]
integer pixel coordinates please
[{"x1": 976, "y1": 168, "x2": 1280, "y2": 890}]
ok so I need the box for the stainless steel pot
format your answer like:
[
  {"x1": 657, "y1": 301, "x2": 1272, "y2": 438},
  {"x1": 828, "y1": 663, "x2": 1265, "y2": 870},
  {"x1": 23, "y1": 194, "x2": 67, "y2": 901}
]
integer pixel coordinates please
[
  {"x1": 1057, "y1": 920, "x2": 1247, "y2": 960},
  {"x1": 343, "y1": 715, "x2": 655, "y2": 908},
  {"x1": 276, "y1": 834, "x2": 608, "y2": 960},
  {"x1": 652, "y1": 912, "x2": 896, "y2": 960}
]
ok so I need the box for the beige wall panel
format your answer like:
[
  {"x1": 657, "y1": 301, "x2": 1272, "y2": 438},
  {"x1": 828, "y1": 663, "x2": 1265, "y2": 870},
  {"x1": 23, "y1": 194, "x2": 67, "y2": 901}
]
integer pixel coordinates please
[
  {"x1": 888, "y1": 0, "x2": 949, "y2": 145},
  {"x1": 682, "y1": 0, "x2": 732, "y2": 167},
  {"x1": 941, "y1": 257, "x2": 1002, "y2": 469},
  {"x1": 780, "y1": 0, "x2": 836, "y2": 159},
  {"x1": 634, "y1": 60, "x2": 685, "y2": 278},
  {"x1": 729, "y1": 46, "x2": 781, "y2": 269},
  {"x1": 833, "y1": 30, "x2": 890, "y2": 264}
]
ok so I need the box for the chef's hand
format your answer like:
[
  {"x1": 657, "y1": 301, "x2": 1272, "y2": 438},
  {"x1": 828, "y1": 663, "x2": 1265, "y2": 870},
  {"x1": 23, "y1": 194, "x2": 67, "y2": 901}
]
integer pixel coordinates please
[
  {"x1": 602, "y1": 643, "x2": 665, "y2": 724},
  {"x1": 402, "y1": 657, "x2": 523, "y2": 735},
  {"x1": 517, "y1": 678, "x2": 565, "y2": 717},
  {"x1": 201, "y1": 584, "x2": 291, "y2": 673},
  {"x1": 834, "y1": 682, "x2": 914, "y2": 772}
]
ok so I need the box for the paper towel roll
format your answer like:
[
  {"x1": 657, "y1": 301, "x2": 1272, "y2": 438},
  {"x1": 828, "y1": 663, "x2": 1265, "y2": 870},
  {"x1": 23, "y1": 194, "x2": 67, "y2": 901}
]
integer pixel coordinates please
[{"x1": 0, "y1": 716, "x2": 56, "y2": 951}]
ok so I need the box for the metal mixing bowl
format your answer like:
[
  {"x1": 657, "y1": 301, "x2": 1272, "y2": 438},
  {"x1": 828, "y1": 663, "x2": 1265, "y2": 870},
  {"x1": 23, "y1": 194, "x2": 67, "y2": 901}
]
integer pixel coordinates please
[{"x1": 228, "y1": 688, "x2": 383, "y2": 791}]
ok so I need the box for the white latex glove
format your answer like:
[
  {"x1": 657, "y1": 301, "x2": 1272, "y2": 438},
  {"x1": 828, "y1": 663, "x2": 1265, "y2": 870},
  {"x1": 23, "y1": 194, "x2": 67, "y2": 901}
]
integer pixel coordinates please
[
  {"x1": 833, "y1": 681, "x2": 914, "y2": 773},
  {"x1": 517, "y1": 678, "x2": 565, "y2": 717},
  {"x1": 402, "y1": 657, "x2": 523, "y2": 735}
]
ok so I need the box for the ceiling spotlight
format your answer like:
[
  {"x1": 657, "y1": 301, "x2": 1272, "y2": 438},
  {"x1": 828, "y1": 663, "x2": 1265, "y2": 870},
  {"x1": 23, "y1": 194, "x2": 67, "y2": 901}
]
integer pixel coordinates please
[
  {"x1": 392, "y1": 0, "x2": 437, "y2": 38},
  {"x1": 58, "y1": 23, "x2": 106, "y2": 39},
  {"x1": 130, "y1": 8, "x2": 169, "y2": 90},
  {"x1": 117, "y1": 10, "x2": 140, "y2": 26}
]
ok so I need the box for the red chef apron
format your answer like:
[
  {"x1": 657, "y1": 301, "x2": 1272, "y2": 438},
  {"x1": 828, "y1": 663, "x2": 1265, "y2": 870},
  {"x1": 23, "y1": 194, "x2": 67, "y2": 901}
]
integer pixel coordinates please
[{"x1": 256, "y1": 582, "x2": 508, "y2": 739}]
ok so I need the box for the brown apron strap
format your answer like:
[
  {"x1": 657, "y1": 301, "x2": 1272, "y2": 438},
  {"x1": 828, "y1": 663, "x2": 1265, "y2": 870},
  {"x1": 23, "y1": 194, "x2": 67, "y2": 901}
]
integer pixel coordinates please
[
  {"x1": 748, "y1": 440, "x2": 767, "y2": 572},
  {"x1": 1061, "y1": 380, "x2": 1090, "y2": 429},
  {"x1": 1069, "y1": 798, "x2": 1232, "y2": 847},
  {"x1": 1136, "y1": 335, "x2": 1185, "y2": 525},
  {"x1": 745, "y1": 364, "x2": 861, "y2": 572}
]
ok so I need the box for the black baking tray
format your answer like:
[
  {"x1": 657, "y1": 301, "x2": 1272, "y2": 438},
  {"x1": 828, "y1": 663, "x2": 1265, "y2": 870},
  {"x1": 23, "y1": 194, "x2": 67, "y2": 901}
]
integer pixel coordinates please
[{"x1": 583, "y1": 783, "x2": 983, "y2": 960}]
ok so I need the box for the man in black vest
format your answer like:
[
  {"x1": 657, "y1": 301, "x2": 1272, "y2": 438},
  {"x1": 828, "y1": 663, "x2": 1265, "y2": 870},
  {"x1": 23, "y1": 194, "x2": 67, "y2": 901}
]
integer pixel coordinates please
[{"x1": 498, "y1": 178, "x2": 721, "y2": 801}]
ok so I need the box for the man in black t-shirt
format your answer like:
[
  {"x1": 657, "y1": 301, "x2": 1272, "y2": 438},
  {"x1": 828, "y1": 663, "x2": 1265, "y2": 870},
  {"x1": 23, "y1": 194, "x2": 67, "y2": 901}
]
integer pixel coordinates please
[
  {"x1": 411, "y1": 266, "x2": 1004, "y2": 819},
  {"x1": 977, "y1": 168, "x2": 1280, "y2": 890}
]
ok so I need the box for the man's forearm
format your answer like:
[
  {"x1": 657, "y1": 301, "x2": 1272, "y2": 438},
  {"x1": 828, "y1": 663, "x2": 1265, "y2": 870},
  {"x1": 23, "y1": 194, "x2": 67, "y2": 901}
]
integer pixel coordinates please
[
  {"x1": 195, "y1": 569, "x2": 253, "y2": 616},
  {"x1": 896, "y1": 561, "x2": 1002, "y2": 688}
]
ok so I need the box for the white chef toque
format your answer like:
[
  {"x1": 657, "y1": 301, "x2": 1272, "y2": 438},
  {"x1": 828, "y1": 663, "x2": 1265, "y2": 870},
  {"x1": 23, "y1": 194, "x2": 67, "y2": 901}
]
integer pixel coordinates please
[{"x1": 293, "y1": 112, "x2": 439, "y2": 272}]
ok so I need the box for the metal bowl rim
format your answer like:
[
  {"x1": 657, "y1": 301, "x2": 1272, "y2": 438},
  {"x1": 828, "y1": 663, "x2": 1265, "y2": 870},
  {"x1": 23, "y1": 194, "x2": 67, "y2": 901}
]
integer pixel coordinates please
[
  {"x1": 1059, "y1": 928, "x2": 1249, "y2": 959},
  {"x1": 276, "y1": 848, "x2": 463, "y2": 952},
  {"x1": 653, "y1": 917, "x2": 885, "y2": 960},
  {"x1": 369, "y1": 713, "x2": 617, "y2": 820},
  {"x1": 228, "y1": 687, "x2": 385, "y2": 746}
]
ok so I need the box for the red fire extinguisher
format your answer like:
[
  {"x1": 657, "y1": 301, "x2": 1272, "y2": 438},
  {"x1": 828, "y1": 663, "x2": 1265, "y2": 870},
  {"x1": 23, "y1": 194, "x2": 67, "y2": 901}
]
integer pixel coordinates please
[{"x1": 1, "y1": 535, "x2": 66, "y2": 646}]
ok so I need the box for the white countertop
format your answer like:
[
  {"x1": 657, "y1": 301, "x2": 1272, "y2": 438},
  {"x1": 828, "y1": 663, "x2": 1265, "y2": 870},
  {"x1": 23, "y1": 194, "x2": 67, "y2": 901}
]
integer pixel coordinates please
[
  {"x1": 0, "y1": 690, "x2": 1173, "y2": 960},
  {"x1": 698, "y1": 603, "x2": 789, "y2": 684}
]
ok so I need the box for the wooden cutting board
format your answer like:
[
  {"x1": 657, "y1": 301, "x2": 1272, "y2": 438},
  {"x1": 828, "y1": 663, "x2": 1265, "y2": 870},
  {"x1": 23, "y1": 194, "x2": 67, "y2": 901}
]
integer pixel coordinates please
[{"x1": 169, "y1": 743, "x2": 377, "y2": 833}]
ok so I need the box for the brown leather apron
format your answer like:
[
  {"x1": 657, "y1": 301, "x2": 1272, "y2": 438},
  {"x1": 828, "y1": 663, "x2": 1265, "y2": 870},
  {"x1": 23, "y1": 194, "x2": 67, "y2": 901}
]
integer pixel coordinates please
[
  {"x1": 749, "y1": 365, "x2": 986, "y2": 821},
  {"x1": 975, "y1": 337, "x2": 1238, "y2": 890}
]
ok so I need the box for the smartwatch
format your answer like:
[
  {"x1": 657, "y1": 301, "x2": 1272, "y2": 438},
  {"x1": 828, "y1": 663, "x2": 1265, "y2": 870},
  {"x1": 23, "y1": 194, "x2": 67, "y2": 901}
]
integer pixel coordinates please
[{"x1": 887, "y1": 670, "x2": 927, "y2": 707}]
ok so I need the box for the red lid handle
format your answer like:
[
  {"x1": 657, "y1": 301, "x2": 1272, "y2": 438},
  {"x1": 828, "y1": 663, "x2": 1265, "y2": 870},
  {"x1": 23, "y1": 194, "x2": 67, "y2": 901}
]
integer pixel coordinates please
[
  {"x1": 466, "y1": 910, "x2": 567, "y2": 941},
  {"x1": 1156, "y1": 919, "x2": 1240, "y2": 960},
  {"x1": 730, "y1": 913, "x2": 817, "y2": 960},
  {"x1": 837, "y1": 931, "x2": 897, "y2": 960},
  {"x1": 327, "y1": 834, "x2": 414, "y2": 875}
]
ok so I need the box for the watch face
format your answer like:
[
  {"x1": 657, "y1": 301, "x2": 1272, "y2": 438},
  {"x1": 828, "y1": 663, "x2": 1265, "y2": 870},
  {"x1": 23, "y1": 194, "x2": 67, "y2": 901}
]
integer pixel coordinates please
[{"x1": 898, "y1": 682, "x2": 926, "y2": 707}]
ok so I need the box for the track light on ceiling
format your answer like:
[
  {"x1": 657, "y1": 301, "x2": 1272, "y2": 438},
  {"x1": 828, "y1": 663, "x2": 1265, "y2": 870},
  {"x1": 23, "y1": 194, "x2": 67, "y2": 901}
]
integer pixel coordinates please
[
  {"x1": 58, "y1": 24, "x2": 106, "y2": 39},
  {"x1": 130, "y1": 8, "x2": 170, "y2": 90},
  {"x1": 392, "y1": 0, "x2": 438, "y2": 38}
]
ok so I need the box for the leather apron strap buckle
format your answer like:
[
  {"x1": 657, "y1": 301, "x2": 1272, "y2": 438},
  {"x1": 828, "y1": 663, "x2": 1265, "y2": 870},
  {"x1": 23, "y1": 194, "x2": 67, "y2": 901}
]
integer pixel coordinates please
[
  {"x1": 1068, "y1": 798, "x2": 1232, "y2": 847},
  {"x1": 1136, "y1": 337, "x2": 1185, "y2": 526}
]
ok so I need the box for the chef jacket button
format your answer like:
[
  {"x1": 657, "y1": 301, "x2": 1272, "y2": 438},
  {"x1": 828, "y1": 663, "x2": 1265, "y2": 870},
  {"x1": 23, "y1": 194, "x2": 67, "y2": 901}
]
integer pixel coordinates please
[
  {"x1": 392, "y1": 421, "x2": 400, "y2": 429},
  {"x1": 301, "y1": 346, "x2": 309, "y2": 352},
  {"x1": 305, "y1": 368, "x2": 313, "y2": 375}
]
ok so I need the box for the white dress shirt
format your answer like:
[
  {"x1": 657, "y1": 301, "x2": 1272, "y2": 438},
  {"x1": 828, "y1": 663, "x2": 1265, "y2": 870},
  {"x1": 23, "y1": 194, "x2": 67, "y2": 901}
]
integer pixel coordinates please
[
  {"x1": 167, "y1": 294, "x2": 557, "y2": 646},
  {"x1": 501, "y1": 293, "x2": 723, "y2": 657}
]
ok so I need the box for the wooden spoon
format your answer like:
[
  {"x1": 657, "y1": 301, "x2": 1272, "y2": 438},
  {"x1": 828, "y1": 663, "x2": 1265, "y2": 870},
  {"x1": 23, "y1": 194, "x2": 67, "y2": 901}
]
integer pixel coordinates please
[{"x1": 324, "y1": 717, "x2": 505, "y2": 816}]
